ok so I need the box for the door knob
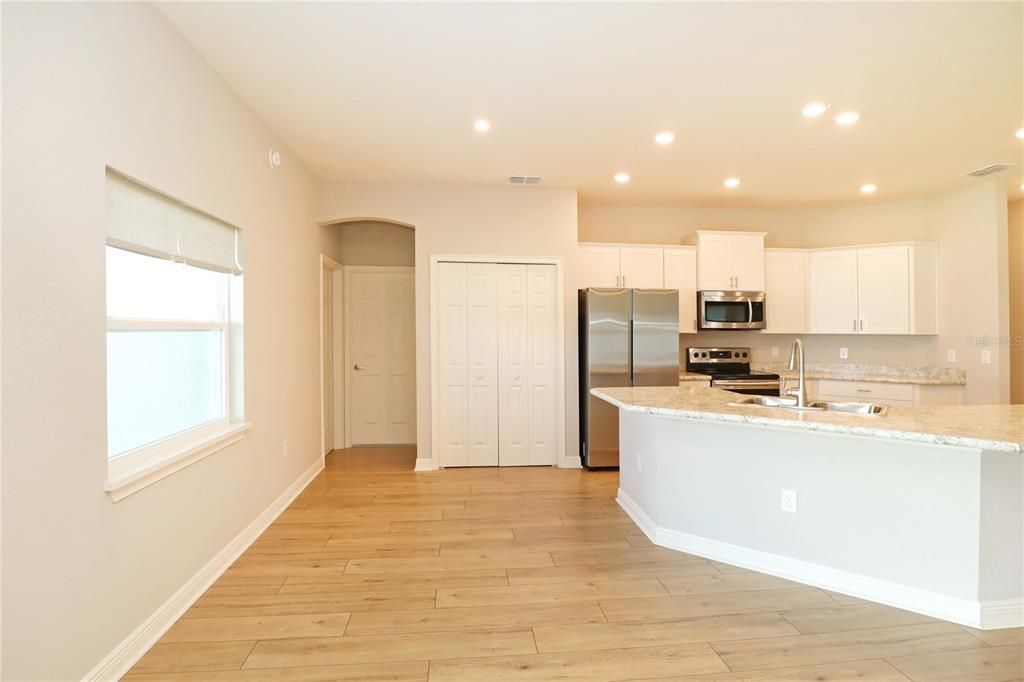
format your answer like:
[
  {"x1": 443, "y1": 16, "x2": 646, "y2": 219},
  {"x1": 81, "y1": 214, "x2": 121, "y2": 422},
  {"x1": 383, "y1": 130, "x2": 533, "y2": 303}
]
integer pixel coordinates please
[{"x1": 353, "y1": 364, "x2": 366, "y2": 371}]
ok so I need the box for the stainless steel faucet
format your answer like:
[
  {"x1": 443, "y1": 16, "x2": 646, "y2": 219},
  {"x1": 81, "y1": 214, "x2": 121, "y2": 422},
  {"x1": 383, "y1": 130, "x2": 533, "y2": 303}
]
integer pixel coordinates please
[{"x1": 784, "y1": 339, "x2": 807, "y2": 407}]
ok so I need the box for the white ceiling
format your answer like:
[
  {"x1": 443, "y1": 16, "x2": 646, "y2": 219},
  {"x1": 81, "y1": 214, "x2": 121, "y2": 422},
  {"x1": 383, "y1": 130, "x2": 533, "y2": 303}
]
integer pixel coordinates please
[{"x1": 159, "y1": 2, "x2": 1023, "y2": 207}]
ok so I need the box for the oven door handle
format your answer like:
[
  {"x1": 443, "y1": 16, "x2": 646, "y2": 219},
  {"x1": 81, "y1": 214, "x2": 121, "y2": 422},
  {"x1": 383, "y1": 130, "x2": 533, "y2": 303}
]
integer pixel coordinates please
[
  {"x1": 713, "y1": 380, "x2": 781, "y2": 390},
  {"x1": 748, "y1": 299, "x2": 753, "y2": 323}
]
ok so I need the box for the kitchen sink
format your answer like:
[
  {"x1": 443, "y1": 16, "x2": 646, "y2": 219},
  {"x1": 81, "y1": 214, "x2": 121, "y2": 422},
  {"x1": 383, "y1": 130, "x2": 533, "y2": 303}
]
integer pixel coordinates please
[{"x1": 729, "y1": 396, "x2": 887, "y2": 416}]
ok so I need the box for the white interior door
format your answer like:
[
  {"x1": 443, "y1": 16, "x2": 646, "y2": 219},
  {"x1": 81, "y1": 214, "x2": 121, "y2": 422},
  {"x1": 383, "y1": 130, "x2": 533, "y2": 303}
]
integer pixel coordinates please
[
  {"x1": 466, "y1": 263, "x2": 499, "y2": 466},
  {"x1": 321, "y1": 264, "x2": 335, "y2": 455},
  {"x1": 526, "y1": 264, "x2": 558, "y2": 465},
  {"x1": 498, "y1": 264, "x2": 530, "y2": 466},
  {"x1": 347, "y1": 267, "x2": 416, "y2": 445},
  {"x1": 857, "y1": 246, "x2": 910, "y2": 334},
  {"x1": 663, "y1": 248, "x2": 697, "y2": 333},
  {"x1": 619, "y1": 247, "x2": 664, "y2": 288},
  {"x1": 808, "y1": 249, "x2": 860, "y2": 334},
  {"x1": 437, "y1": 263, "x2": 469, "y2": 466}
]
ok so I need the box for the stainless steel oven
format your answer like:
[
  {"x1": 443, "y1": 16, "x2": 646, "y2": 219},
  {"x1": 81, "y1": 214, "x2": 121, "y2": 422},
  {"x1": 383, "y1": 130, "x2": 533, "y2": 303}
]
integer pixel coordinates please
[
  {"x1": 686, "y1": 347, "x2": 781, "y2": 396},
  {"x1": 698, "y1": 290, "x2": 766, "y2": 330}
]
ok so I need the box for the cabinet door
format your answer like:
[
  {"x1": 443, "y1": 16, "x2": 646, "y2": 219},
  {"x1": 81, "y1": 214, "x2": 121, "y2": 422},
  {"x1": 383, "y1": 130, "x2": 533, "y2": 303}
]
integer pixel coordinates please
[
  {"x1": 526, "y1": 264, "x2": 558, "y2": 465},
  {"x1": 663, "y1": 248, "x2": 698, "y2": 333},
  {"x1": 808, "y1": 249, "x2": 860, "y2": 334},
  {"x1": 619, "y1": 247, "x2": 664, "y2": 288},
  {"x1": 465, "y1": 263, "x2": 499, "y2": 466},
  {"x1": 577, "y1": 246, "x2": 620, "y2": 288},
  {"x1": 764, "y1": 250, "x2": 807, "y2": 333},
  {"x1": 497, "y1": 264, "x2": 530, "y2": 466},
  {"x1": 731, "y1": 236, "x2": 766, "y2": 291},
  {"x1": 697, "y1": 236, "x2": 736, "y2": 291},
  {"x1": 437, "y1": 263, "x2": 469, "y2": 467},
  {"x1": 857, "y1": 246, "x2": 910, "y2": 334}
]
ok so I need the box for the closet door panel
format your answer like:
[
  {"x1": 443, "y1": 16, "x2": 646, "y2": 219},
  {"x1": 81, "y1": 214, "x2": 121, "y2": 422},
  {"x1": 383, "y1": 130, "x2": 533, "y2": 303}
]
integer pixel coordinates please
[
  {"x1": 497, "y1": 264, "x2": 530, "y2": 466},
  {"x1": 465, "y1": 263, "x2": 499, "y2": 466},
  {"x1": 527, "y1": 264, "x2": 558, "y2": 465},
  {"x1": 437, "y1": 263, "x2": 468, "y2": 467}
]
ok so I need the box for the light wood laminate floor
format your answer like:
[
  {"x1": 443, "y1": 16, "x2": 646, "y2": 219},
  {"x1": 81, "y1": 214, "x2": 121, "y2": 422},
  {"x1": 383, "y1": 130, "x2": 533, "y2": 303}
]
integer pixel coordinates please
[{"x1": 126, "y1": 447, "x2": 1023, "y2": 681}]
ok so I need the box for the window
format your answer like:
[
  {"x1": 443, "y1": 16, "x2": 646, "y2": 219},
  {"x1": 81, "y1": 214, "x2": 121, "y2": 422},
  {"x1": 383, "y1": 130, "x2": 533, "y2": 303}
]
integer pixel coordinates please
[{"x1": 104, "y1": 170, "x2": 247, "y2": 500}]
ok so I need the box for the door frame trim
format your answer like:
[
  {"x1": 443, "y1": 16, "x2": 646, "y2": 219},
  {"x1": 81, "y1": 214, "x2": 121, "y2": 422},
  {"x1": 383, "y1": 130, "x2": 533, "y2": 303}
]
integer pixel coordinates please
[
  {"x1": 429, "y1": 255, "x2": 567, "y2": 471},
  {"x1": 343, "y1": 265, "x2": 416, "y2": 448},
  {"x1": 320, "y1": 254, "x2": 342, "y2": 457}
]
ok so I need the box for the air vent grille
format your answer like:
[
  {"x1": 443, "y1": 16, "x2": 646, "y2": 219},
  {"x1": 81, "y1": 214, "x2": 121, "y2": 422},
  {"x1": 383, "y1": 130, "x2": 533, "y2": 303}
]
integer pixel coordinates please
[
  {"x1": 966, "y1": 163, "x2": 1014, "y2": 177},
  {"x1": 508, "y1": 176, "x2": 543, "y2": 185}
]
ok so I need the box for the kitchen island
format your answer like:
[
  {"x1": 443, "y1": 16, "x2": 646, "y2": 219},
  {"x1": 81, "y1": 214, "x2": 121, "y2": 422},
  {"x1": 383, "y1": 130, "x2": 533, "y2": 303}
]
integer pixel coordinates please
[{"x1": 593, "y1": 384, "x2": 1024, "y2": 630}]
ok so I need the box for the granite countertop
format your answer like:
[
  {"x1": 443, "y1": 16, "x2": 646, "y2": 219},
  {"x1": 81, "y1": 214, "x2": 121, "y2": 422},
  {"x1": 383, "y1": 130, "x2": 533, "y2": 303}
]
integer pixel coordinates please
[
  {"x1": 679, "y1": 372, "x2": 712, "y2": 383},
  {"x1": 592, "y1": 384, "x2": 1023, "y2": 453},
  {"x1": 752, "y1": 362, "x2": 966, "y2": 386}
]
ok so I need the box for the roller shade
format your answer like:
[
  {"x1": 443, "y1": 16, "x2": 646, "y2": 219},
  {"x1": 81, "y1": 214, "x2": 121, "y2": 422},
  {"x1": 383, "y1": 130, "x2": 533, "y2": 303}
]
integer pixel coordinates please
[{"x1": 106, "y1": 169, "x2": 243, "y2": 274}]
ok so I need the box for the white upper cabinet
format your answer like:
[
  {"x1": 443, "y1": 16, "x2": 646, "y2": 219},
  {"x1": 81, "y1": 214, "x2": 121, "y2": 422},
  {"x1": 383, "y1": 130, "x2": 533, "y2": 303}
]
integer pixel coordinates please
[
  {"x1": 696, "y1": 231, "x2": 766, "y2": 291},
  {"x1": 577, "y1": 245, "x2": 621, "y2": 288},
  {"x1": 808, "y1": 249, "x2": 860, "y2": 334},
  {"x1": 663, "y1": 247, "x2": 698, "y2": 333},
  {"x1": 808, "y1": 243, "x2": 938, "y2": 336},
  {"x1": 619, "y1": 246, "x2": 665, "y2": 288},
  {"x1": 764, "y1": 249, "x2": 807, "y2": 334}
]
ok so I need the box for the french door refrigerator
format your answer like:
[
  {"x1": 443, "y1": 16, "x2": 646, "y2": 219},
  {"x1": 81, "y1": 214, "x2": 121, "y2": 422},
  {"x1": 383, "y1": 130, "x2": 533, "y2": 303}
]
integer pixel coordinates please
[{"x1": 578, "y1": 288, "x2": 680, "y2": 469}]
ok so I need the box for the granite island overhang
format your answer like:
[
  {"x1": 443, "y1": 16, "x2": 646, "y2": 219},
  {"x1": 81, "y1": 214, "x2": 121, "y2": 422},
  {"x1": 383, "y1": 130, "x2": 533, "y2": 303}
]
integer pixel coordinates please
[{"x1": 592, "y1": 384, "x2": 1024, "y2": 630}]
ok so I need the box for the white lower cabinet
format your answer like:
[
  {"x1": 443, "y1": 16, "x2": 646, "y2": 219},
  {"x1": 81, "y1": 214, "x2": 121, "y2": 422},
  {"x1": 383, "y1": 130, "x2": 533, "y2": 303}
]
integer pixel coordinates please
[
  {"x1": 807, "y1": 379, "x2": 962, "y2": 407},
  {"x1": 438, "y1": 261, "x2": 558, "y2": 468}
]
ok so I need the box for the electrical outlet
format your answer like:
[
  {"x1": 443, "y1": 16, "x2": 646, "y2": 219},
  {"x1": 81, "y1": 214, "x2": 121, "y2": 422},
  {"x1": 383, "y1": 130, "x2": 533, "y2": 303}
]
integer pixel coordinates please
[
  {"x1": 283, "y1": 439, "x2": 289, "y2": 458},
  {"x1": 981, "y1": 350, "x2": 992, "y2": 365},
  {"x1": 635, "y1": 453, "x2": 642, "y2": 473},
  {"x1": 771, "y1": 346, "x2": 780, "y2": 359},
  {"x1": 781, "y1": 489, "x2": 798, "y2": 514},
  {"x1": 947, "y1": 349, "x2": 957, "y2": 363},
  {"x1": 839, "y1": 347, "x2": 849, "y2": 360}
]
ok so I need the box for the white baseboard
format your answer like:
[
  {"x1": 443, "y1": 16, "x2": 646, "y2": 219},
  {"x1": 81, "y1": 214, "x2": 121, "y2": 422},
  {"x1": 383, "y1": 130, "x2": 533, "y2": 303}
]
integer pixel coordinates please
[
  {"x1": 559, "y1": 457, "x2": 582, "y2": 469},
  {"x1": 83, "y1": 456, "x2": 325, "y2": 681},
  {"x1": 414, "y1": 458, "x2": 435, "y2": 472},
  {"x1": 616, "y1": 488, "x2": 1021, "y2": 631}
]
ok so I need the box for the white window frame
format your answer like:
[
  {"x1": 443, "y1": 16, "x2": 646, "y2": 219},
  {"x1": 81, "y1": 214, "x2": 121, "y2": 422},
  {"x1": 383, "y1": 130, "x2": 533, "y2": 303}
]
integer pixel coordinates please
[{"x1": 104, "y1": 255, "x2": 248, "y2": 502}]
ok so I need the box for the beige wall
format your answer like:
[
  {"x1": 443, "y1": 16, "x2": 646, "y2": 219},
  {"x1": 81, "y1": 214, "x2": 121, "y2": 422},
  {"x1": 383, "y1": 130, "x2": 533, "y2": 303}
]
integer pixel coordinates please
[
  {"x1": 316, "y1": 180, "x2": 579, "y2": 468},
  {"x1": 325, "y1": 220, "x2": 415, "y2": 266},
  {"x1": 2, "y1": 4, "x2": 322, "y2": 679},
  {"x1": 581, "y1": 180, "x2": 1010, "y2": 404},
  {"x1": 1010, "y1": 199, "x2": 1024, "y2": 404}
]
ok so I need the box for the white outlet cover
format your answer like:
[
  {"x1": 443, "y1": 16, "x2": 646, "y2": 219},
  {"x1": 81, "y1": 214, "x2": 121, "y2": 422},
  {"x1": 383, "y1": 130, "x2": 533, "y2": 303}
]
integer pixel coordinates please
[
  {"x1": 771, "y1": 346, "x2": 780, "y2": 358},
  {"x1": 635, "y1": 453, "x2": 642, "y2": 472},
  {"x1": 981, "y1": 350, "x2": 992, "y2": 365},
  {"x1": 947, "y1": 349, "x2": 957, "y2": 362},
  {"x1": 781, "y1": 489, "x2": 798, "y2": 513},
  {"x1": 283, "y1": 440, "x2": 289, "y2": 457},
  {"x1": 839, "y1": 347, "x2": 849, "y2": 359}
]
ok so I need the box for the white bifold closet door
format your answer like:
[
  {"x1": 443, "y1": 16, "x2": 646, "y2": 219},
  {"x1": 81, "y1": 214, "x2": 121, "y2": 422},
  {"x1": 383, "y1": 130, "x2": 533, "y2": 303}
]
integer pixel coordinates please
[{"x1": 437, "y1": 261, "x2": 557, "y2": 467}]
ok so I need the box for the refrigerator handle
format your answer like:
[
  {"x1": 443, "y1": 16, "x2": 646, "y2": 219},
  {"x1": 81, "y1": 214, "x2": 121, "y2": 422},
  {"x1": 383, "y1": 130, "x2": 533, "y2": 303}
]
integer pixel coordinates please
[{"x1": 628, "y1": 316, "x2": 634, "y2": 384}]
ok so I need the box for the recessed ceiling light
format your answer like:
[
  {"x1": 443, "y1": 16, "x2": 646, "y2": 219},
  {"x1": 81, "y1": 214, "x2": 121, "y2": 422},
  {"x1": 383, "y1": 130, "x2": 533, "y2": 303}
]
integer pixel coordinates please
[
  {"x1": 723, "y1": 177, "x2": 741, "y2": 188},
  {"x1": 614, "y1": 172, "x2": 630, "y2": 184},
  {"x1": 801, "y1": 102, "x2": 829, "y2": 118},
  {"x1": 860, "y1": 183, "x2": 877, "y2": 194},
  {"x1": 1016, "y1": 128, "x2": 1024, "y2": 140},
  {"x1": 473, "y1": 119, "x2": 491, "y2": 132},
  {"x1": 655, "y1": 131, "x2": 675, "y2": 145},
  {"x1": 835, "y1": 111, "x2": 861, "y2": 126}
]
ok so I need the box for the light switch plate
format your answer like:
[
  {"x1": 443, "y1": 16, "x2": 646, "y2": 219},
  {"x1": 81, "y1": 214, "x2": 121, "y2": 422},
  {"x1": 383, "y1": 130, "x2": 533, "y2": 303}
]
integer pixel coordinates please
[
  {"x1": 982, "y1": 350, "x2": 992, "y2": 365},
  {"x1": 947, "y1": 349, "x2": 957, "y2": 362},
  {"x1": 839, "y1": 347, "x2": 849, "y2": 359}
]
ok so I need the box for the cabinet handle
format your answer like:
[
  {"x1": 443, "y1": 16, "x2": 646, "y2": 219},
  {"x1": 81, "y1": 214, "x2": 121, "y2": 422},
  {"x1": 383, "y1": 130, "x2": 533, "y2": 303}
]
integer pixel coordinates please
[
  {"x1": 622, "y1": 275, "x2": 626, "y2": 287},
  {"x1": 853, "y1": 319, "x2": 858, "y2": 332},
  {"x1": 859, "y1": 319, "x2": 864, "y2": 332},
  {"x1": 856, "y1": 389, "x2": 872, "y2": 393}
]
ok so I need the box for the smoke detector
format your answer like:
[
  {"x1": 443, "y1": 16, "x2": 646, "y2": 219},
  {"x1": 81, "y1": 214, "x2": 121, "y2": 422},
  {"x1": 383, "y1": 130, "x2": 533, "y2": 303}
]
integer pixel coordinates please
[
  {"x1": 508, "y1": 176, "x2": 542, "y2": 185},
  {"x1": 966, "y1": 163, "x2": 1013, "y2": 177}
]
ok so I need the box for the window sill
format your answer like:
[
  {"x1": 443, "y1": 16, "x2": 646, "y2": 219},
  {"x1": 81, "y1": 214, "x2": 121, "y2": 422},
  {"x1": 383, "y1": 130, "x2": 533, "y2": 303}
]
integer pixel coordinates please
[{"x1": 105, "y1": 422, "x2": 251, "y2": 502}]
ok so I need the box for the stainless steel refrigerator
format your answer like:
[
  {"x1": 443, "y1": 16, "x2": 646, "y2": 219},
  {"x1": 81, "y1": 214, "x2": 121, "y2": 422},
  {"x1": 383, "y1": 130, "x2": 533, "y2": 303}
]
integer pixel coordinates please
[{"x1": 578, "y1": 288, "x2": 680, "y2": 469}]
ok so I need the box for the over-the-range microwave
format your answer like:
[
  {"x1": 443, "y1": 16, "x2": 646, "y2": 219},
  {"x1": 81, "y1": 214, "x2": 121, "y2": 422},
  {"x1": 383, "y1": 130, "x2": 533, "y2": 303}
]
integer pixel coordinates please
[{"x1": 698, "y1": 290, "x2": 766, "y2": 330}]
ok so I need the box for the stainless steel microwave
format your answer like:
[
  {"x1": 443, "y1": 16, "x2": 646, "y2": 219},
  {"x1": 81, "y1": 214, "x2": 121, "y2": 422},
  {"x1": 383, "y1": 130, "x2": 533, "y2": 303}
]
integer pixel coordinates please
[{"x1": 698, "y1": 290, "x2": 766, "y2": 330}]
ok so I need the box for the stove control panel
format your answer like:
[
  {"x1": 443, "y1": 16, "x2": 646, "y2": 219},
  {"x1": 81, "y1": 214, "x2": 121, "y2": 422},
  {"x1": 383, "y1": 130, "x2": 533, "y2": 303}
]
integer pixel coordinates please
[{"x1": 687, "y1": 347, "x2": 750, "y2": 364}]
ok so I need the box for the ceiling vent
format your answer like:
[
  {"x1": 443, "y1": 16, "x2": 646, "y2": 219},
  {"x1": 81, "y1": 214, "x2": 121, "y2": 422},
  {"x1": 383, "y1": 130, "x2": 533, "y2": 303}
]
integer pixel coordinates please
[
  {"x1": 508, "y1": 176, "x2": 543, "y2": 185},
  {"x1": 966, "y1": 163, "x2": 1014, "y2": 177}
]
